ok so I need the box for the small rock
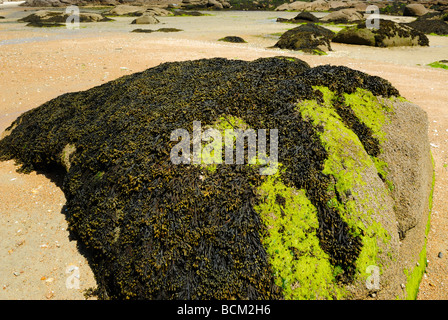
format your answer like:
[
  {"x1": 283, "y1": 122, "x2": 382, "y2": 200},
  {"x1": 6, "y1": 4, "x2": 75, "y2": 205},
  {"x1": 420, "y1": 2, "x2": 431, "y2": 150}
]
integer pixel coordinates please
[
  {"x1": 131, "y1": 13, "x2": 159, "y2": 25},
  {"x1": 438, "y1": 252, "x2": 443, "y2": 258},
  {"x1": 13, "y1": 272, "x2": 20, "y2": 277},
  {"x1": 400, "y1": 283, "x2": 405, "y2": 289},
  {"x1": 46, "y1": 290, "x2": 54, "y2": 299}
]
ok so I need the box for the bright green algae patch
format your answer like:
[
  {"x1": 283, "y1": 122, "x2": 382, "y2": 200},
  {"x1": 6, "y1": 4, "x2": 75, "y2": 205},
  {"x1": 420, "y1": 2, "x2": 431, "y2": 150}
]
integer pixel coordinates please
[
  {"x1": 255, "y1": 168, "x2": 345, "y2": 299},
  {"x1": 343, "y1": 88, "x2": 393, "y2": 185},
  {"x1": 298, "y1": 86, "x2": 393, "y2": 282}
]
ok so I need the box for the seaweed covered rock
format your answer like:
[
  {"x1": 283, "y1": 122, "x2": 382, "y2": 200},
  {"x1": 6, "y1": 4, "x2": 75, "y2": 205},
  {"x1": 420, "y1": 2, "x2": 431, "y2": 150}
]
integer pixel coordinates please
[
  {"x1": 332, "y1": 26, "x2": 376, "y2": 46},
  {"x1": 276, "y1": 11, "x2": 319, "y2": 24},
  {"x1": 274, "y1": 23, "x2": 335, "y2": 54},
  {"x1": 406, "y1": 18, "x2": 448, "y2": 35},
  {"x1": 218, "y1": 36, "x2": 247, "y2": 43},
  {"x1": 0, "y1": 57, "x2": 433, "y2": 300},
  {"x1": 333, "y1": 20, "x2": 429, "y2": 47},
  {"x1": 18, "y1": 10, "x2": 112, "y2": 24},
  {"x1": 132, "y1": 28, "x2": 183, "y2": 33}
]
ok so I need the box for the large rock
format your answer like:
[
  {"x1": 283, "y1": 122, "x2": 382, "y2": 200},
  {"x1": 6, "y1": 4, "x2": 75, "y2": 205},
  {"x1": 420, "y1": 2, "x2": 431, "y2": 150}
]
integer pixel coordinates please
[
  {"x1": 181, "y1": 0, "x2": 229, "y2": 9},
  {"x1": 146, "y1": 7, "x2": 173, "y2": 17},
  {"x1": 276, "y1": 0, "x2": 330, "y2": 12},
  {"x1": 131, "y1": 13, "x2": 159, "y2": 24},
  {"x1": 18, "y1": 10, "x2": 112, "y2": 24},
  {"x1": 406, "y1": 18, "x2": 448, "y2": 35},
  {"x1": 105, "y1": 5, "x2": 147, "y2": 16},
  {"x1": 207, "y1": 0, "x2": 222, "y2": 9},
  {"x1": 218, "y1": 36, "x2": 247, "y2": 43},
  {"x1": 333, "y1": 20, "x2": 429, "y2": 47},
  {"x1": 277, "y1": 11, "x2": 319, "y2": 24},
  {"x1": 274, "y1": 23, "x2": 335, "y2": 54},
  {"x1": 332, "y1": 26, "x2": 376, "y2": 46},
  {"x1": 0, "y1": 57, "x2": 433, "y2": 300},
  {"x1": 320, "y1": 8, "x2": 364, "y2": 24},
  {"x1": 403, "y1": 3, "x2": 429, "y2": 17}
]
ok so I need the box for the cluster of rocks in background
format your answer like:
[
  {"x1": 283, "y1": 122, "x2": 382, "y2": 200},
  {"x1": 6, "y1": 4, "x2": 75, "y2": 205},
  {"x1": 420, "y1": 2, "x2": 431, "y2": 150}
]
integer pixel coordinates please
[
  {"x1": 274, "y1": 1, "x2": 448, "y2": 50},
  {"x1": 182, "y1": 0, "x2": 231, "y2": 10},
  {"x1": 18, "y1": 9, "x2": 112, "y2": 26},
  {"x1": 17, "y1": 0, "x2": 448, "y2": 16},
  {"x1": 275, "y1": 0, "x2": 448, "y2": 15}
]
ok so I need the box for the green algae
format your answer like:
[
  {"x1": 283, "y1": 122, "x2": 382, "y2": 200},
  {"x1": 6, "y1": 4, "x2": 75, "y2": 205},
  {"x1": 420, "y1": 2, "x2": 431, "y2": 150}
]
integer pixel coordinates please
[
  {"x1": 427, "y1": 61, "x2": 448, "y2": 70},
  {"x1": 255, "y1": 167, "x2": 345, "y2": 299},
  {"x1": 298, "y1": 86, "x2": 392, "y2": 281}
]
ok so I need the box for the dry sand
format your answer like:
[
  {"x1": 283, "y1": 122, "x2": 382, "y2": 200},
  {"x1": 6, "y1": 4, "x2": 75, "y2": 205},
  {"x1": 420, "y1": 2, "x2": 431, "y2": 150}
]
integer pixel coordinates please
[{"x1": 0, "y1": 7, "x2": 447, "y2": 299}]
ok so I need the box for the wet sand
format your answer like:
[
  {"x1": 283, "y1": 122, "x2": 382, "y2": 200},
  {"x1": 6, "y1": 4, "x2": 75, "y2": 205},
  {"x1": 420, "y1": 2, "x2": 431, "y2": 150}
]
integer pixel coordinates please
[{"x1": 0, "y1": 6, "x2": 447, "y2": 299}]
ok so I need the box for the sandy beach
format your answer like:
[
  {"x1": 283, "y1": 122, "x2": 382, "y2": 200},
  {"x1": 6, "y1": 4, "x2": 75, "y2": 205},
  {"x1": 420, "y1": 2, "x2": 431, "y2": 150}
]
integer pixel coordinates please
[{"x1": 0, "y1": 4, "x2": 447, "y2": 299}]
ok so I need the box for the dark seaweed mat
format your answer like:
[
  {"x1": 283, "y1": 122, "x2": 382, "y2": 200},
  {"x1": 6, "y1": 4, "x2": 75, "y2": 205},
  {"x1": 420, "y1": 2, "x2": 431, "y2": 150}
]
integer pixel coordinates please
[
  {"x1": 406, "y1": 19, "x2": 448, "y2": 35},
  {"x1": 218, "y1": 36, "x2": 247, "y2": 43},
  {"x1": 274, "y1": 24, "x2": 335, "y2": 52},
  {"x1": 0, "y1": 57, "x2": 399, "y2": 299}
]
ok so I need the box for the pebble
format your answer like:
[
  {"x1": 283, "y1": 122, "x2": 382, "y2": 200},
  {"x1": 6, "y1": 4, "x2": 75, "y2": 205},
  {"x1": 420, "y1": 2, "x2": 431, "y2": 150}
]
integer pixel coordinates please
[
  {"x1": 46, "y1": 291, "x2": 54, "y2": 299},
  {"x1": 438, "y1": 252, "x2": 443, "y2": 258}
]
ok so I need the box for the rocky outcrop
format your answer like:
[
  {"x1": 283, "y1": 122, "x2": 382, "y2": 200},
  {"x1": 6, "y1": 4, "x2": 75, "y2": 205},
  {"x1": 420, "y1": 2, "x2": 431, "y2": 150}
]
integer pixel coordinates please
[
  {"x1": 131, "y1": 12, "x2": 159, "y2": 24},
  {"x1": 275, "y1": 0, "x2": 367, "y2": 12},
  {"x1": 277, "y1": 11, "x2": 319, "y2": 24},
  {"x1": 104, "y1": 5, "x2": 173, "y2": 17},
  {"x1": 18, "y1": 10, "x2": 112, "y2": 24},
  {"x1": 274, "y1": 23, "x2": 334, "y2": 54},
  {"x1": 333, "y1": 20, "x2": 429, "y2": 47},
  {"x1": 332, "y1": 26, "x2": 376, "y2": 46},
  {"x1": 276, "y1": 0, "x2": 331, "y2": 12},
  {"x1": 105, "y1": 4, "x2": 147, "y2": 16},
  {"x1": 0, "y1": 57, "x2": 432, "y2": 300},
  {"x1": 320, "y1": 8, "x2": 364, "y2": 24},
  {"x1": 406, "y1": 15, "x2": 448, "y2": 35},
  {"x1": 181, "y1": 0, "x2": 230, "y2": 10},
  {"x1": 131, "y1": 27, "x2": 182, "y2": 32},
  {"x1": 403, "y1": 3, "x2": 429, "y2": 17},
  {"x1": 218, "y1": 36, "x2": 247, "y2": 43}
]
